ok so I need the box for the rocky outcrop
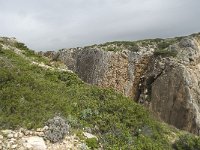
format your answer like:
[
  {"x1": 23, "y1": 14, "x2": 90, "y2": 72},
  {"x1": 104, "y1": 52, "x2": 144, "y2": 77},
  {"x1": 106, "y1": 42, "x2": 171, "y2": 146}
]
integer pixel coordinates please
[
  {"x1": 49, "y1": 45, "x2": 154, "y2": 98},
  {"x1": 44, "y1": 33, "x2": 200, "y2": 135},
  {"x1": 139, "y1": 35, "x2": 200, "y2": 134}
]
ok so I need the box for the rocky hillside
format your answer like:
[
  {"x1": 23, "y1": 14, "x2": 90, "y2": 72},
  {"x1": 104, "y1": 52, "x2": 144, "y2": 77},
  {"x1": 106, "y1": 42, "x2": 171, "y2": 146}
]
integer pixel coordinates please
[
  {"x1": 42, "y1": 33, "x2": 200, "y2": 136},
  {"x1": 0, "y1": 37, "x2": 187, "y2": 149},
  {"x1": 1, "y1": 35, "x2": 200, "y2": 150}
]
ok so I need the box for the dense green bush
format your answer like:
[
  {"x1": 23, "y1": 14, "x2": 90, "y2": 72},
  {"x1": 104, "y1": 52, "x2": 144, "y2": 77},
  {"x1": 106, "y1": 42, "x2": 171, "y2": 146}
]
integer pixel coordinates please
[
  {"x1": 157, "y1": 41, "x2": 171, "y2": 50},
  {"x1": 154, "y1": 49, "x2": 178, "y2": 57},
  {"x1": 173, "y1": 134, "x2": 200, "y2": 150},
  {"x1": 15, "y1": 42, "x2": 29, "y2": 50},
  {"x1": 105, "y1": 46, "x2": 122, "y2": 52},
  {"x1": 0, "y1": 68, "x2": 14, "y2": 84},
  {"x1": 85, "y1": 138, "x2": 99, "y2": 149}
]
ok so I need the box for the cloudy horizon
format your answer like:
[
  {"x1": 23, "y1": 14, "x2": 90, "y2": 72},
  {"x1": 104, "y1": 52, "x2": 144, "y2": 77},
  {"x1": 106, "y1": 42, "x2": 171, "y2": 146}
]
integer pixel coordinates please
[{"x1": 0, "y1": 0, "x2": 199, "y2": 51}]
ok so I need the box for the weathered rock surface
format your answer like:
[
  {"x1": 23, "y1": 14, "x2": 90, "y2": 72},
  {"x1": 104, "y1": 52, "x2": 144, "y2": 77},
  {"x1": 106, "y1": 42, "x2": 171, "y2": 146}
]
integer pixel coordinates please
[
  {"x1": 48, "y1": 45, "x2": 154, "y2": 99},
  {"x1": 44, "y1": 33, "x2": 200, "y2": 135},
  {"x1": 139, "y1": 35, "x2": 200, "y2": 134},
  {"x1": 0, "y1": 128, "x2": 89, "y2": 150},
  {"x1": 22, "y1": 136, "x2": 47, "y2": 150}
]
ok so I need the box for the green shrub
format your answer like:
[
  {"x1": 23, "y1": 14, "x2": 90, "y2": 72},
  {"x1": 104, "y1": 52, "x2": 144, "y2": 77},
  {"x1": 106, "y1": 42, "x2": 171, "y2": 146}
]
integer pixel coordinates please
[
  {"x1": 85, "y1": 138, "x2": 98, "y2": 149},
  {"x1": 15, "y1": 42, "x2": 29, "y2": 50},
  {"x1": 154, "y1": 49, "x2": 177, "y2": 57},
  {"x1": 106, "y1": 47, "x2": 115, "y2": 51},
  {"x1": 0, "y1": 68, "x2": 14, "y2": 84},
  {"x1": 173, "y1": 134, "x2": 200, "y2": 150},
  {"x1": 157, "y1": 41, "x2": 171, "y2": 50}
]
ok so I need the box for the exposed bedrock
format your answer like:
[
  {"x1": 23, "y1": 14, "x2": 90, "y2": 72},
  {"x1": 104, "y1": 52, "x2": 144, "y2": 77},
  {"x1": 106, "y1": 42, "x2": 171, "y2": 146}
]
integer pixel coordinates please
[
  {"x1": 44, "y1": 34, "x2": 200, "y2": 134},
  {"x1": 53, "y1": 47, "x2": 153, "y2": 98},
  {"x1": 140, "y1": 35, "x2": 200, "y2": 134}
]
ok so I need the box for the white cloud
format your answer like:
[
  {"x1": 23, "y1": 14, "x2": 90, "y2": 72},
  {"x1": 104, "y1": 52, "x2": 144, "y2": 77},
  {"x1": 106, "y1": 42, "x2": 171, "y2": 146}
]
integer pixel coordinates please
[{"x1": 0, "y1": 0, "x2": 199, "y2": 51}]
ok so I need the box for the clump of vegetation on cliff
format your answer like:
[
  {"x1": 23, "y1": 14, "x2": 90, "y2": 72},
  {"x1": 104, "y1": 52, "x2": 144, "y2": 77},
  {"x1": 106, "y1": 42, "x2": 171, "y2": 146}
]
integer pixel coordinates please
[
  {"x1": 153, "y1": 38, "x2": 182, "y2": 57},
  {"x1": 154, "y1": 49, "x2": 178, "y2": 57},
  {"x1": 0, "y1": 40, "x2": 199, "y2": 149}
]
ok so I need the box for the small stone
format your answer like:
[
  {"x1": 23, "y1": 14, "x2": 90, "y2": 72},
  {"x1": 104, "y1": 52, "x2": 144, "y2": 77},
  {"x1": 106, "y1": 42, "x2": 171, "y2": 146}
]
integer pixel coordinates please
[
  {"x1": 19, "y1": 128, "x2": 25, "y2": 133},
  {"x1": 18, "y1": 147, "x2": 26, "y2": 150},
  {"x1": 36, "y1": 128, "x2": 43, "y2": 132},
  {"x1": 18, "y1": 132, "x2": 23, "y2": 138},
  {"x1": 22, "y1": 136, "x2": 47, "y2": 150},
  {"x1": 1, "y1": 130, "x2": 12, "y2": 136},
  {"x1": 37, "y1": 132, "x2": 44, "y2": 137},
  {"x1": 0, "y1": 135, "x2": 3, "y2": 140},
  {"x1": 11, "y1": 144, "x2": 18, "y2": 149},
  {"x1": 6, "y1": 142, "x2": 11, "y2": 149},
  {"x1": 74, "y1": 139, "x2": 79, "y2": 143},
  {"x1": 24, "y1": 131, "x2": 29, "y2": 136},
  {"x1": 23, "y1": 142, "x2": 33, "y2": 149},
  {"x1": 14, "y1": 133, "x2": 18, "y2": 138},
  {"x1": 78, "y1": 143, "x2": 89, "y2": 150},
  {"x1": 65, "y1": 136, "x2": 71, "y2": 140},
  {"x1": 83, "y1": 132, "x2": 98, "y2": 140},
  {"x1": 45, "y1": 140, "x2": 50, "y2": 145},
  {"x1": 7, "y1": 133, "x2": 14, "y2": 138},
  {"x1": 10, "y1": 138, "x2": 16, "y2": 142},
  {"x1": 43, "y1": 126, "x2": 49, "y2": 131},
  {"x1": 29, "y1": 131, "x2": 33, "y2": 135}
]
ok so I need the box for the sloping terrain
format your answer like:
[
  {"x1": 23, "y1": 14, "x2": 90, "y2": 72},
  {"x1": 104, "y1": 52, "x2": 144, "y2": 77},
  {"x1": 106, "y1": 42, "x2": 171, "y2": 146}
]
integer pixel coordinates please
[
  {"x1": 45, "y1": 33, "x2": 200, "y2": 135},
  {"x1": 0, "y1": 37, "x2": 200, "y2": 150}
]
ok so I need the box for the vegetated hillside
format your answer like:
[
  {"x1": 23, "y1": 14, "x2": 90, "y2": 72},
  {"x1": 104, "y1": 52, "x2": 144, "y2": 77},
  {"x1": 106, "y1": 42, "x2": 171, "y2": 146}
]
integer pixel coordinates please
[
  {"x1": 46, "y1": 33, "x2": 200, "y2": 136},
  {"x1": 0, "y1": 38, "x2": 200, "y2": 150}
]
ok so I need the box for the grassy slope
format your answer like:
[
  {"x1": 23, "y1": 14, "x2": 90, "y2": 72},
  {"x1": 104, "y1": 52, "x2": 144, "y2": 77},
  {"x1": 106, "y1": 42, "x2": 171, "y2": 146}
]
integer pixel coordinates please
[{"x1": 0, "y1": 40, "x2": 199, "y2": 149}]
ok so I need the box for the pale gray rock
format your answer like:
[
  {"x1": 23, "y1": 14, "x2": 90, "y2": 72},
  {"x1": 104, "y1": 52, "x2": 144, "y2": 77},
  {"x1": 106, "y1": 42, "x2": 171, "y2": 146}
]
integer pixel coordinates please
[
  {"x1": 83, "y1": 132, "x2": 98, "y2": 140},
  {"x1": 22, "y1": 136, "x2": 47, "y2": 150},
  {"x1": 11, "y1": 144, "x2": 18, "y2": 149},
  {"x1": 1, "y1": 130, "x2": 12, "y2": 136},
  {"x1": 0, "y1": 135, "x2": 3, "y2": 140},
  {"x1": 7, "y1": 133, "x2": 14, "y2": 138}
]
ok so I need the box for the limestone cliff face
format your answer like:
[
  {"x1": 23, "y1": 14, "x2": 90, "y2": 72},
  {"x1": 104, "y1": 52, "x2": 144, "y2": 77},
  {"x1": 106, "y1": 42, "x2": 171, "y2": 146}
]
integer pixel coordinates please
[
  {"x1": 140, "y1": 35, "x2": 200, "y2": 134},
  {"x1": 50, "y1": 44, "x2": 154, "y2": 98},
  {"x1": 45, "y1": 33, "x2": 200, "y2": 134}
]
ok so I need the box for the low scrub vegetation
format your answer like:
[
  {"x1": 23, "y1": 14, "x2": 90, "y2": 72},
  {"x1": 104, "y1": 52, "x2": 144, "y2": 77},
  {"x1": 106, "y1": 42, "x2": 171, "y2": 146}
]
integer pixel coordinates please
[
  {"x1": 0, "y1": 43, "x2": 197, "y2": 149},
  {"x1": 173, "y1": 134, "x2": 200, "y2": 150},
  {"x1": 154, "y1": 49, "x2": 178, "y2": 57}
]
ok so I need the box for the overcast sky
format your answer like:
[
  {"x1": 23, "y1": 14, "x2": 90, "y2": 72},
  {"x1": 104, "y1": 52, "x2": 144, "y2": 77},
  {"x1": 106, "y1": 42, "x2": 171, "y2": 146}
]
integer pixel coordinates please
[{"x1": 0, "y1": 0, "x2": 199, "y2": 51}]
